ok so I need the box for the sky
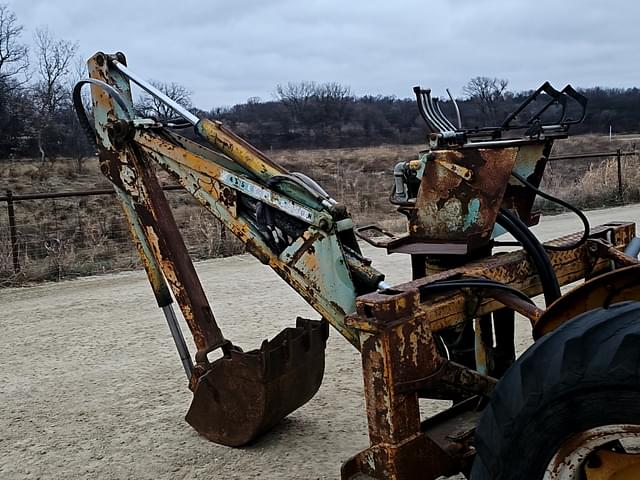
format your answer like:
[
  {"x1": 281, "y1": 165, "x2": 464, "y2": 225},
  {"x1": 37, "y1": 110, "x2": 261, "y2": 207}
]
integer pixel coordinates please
[{"x1": 6, "y1": 0, "x2": 640, "y2": 110}]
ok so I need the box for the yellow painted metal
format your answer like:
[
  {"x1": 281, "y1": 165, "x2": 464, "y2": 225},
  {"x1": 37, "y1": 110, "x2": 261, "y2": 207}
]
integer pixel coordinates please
[
  {"x1": 585, "y1": 450, "x2": 640, "y2": 480},
  {"x1": 196, "y1": 118, "x2": 287, "y2": 181},
  {"x1": 407, "y1": 159, "x2": 422, "y2": 170},
  {"x1": 135, "y1": 132, "x2": 361, "y2": 347},
  {"x1": 534, "y1": 264, "x2": 640, "y2": 338},
  {"x1": 434, "y1": 158, "x2": 473, "y2": 181}
]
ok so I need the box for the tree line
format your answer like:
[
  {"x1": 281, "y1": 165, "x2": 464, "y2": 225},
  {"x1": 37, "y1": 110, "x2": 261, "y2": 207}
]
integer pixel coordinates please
[
  {"x1": 221, "y1": 80, "x2": 640, "y2": 150},
  {"x1": 1, "y1": 3, "x2": 639, "y2": 165}
]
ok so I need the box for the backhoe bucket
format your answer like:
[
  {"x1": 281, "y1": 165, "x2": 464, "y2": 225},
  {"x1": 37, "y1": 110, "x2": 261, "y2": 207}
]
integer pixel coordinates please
[{"x1": 185, "y1": 318, "x2": 329, "y2": 446}]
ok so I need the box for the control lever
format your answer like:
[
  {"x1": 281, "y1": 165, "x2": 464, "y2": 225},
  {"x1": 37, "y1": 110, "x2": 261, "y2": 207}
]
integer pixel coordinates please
[{"x1": 414, "y1": 87, "x2": 456, "y2": 133}]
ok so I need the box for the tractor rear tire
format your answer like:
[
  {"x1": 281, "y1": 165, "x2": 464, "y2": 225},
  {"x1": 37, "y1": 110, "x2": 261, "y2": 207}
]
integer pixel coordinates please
[{"x1": 471, "y1": 301, "x2": 640, "y2": 480}]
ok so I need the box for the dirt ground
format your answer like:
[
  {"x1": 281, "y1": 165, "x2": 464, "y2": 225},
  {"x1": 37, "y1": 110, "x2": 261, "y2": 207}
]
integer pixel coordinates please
[{"x1": 1, "y1": 204, "x2": 639, "y2": 480}]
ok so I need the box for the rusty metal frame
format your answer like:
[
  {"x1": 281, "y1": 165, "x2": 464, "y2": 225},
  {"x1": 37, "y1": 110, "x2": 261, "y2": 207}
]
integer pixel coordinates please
[{"x1": 341, "y1": 222, "x2": 637, "y2": 479}]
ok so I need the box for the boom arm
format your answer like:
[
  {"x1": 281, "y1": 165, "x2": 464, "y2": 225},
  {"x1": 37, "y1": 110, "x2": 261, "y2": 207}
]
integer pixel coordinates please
[{"x1": 81, "y1": 52, "x2": 386, "y2": 363}]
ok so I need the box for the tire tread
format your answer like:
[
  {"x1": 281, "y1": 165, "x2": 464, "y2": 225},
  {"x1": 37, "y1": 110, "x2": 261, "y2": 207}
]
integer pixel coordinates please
[{"x1": 472, "y1": 301, "x2": 640, "y2": 479}]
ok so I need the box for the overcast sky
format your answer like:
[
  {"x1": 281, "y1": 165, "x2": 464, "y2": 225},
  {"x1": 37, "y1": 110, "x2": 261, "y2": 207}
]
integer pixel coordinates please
[{"x1": 7, "y1": 0, "x2": 639, "y2": 110}]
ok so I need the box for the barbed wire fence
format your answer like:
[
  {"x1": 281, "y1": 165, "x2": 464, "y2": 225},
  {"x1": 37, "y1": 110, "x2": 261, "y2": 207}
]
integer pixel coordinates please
[{"x1": 0, "y1": 187, "x2": 244, "y2": 287}]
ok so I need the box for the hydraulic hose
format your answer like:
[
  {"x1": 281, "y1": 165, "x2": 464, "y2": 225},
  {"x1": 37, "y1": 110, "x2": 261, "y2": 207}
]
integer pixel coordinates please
[
  {"x1": 417, "y1": 278, "x2": 535, "y2": 305},
  {"x1": 72, "y1": 78, "x2": 134, "y2": 149},
  {"x1": 511, "y1": 171, "x2": 590, "y2": 251},
  {"x1": 496, "y1": 208, "x2": 561, "y2": 306}
]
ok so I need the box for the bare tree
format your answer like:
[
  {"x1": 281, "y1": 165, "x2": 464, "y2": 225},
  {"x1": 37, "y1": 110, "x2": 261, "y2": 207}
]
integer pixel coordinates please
[
  {"x1": 136, "y1": 81, "x2": 192, "y2": 120},
  {"x1": 275, "y1": 81, "x2": 317, "y2": 130},
  {"x1": 33, "y1": 28, "x2": 78, "y2": 115},
  {"x1": 0, "y1": 4, "x2": 30, "y2": 160},
  {"x1": 463, "y1": 76, "x2": 509, "y2": 124},
  {"x1": 32, "y1": 27, "x2": 78, "y2": 162},
  {"x1": 275, "y1": 81, "x2": 352, "y2": 132},
  {"x1": 209, "y1": 106, "x2": 229, "y2": 119},
  {"x1": 315, "y1": 82, "x2": 352, "y2": 130},
  {"x1": 0, "y1": 3, "x2": 29, "y2": 93},
  {"x1": 68, "y1": 58, "x2": 94, "y2": 173}
]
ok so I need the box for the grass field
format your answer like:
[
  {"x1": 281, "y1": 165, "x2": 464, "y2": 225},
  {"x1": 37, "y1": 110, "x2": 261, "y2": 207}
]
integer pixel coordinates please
[{"x1": 0, "y1": 133, "x2": 638, "y2": 285}]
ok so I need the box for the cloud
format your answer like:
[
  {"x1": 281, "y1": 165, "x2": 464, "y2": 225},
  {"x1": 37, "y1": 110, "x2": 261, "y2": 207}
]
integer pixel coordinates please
[{"x1": 7, "y1": 0, "x2": 639, "y2": 109}]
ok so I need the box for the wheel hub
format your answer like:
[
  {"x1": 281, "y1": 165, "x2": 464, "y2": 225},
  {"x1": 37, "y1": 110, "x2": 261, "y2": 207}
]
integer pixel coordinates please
[{"x1": 544, "y1": 424, "x2": 640, "y2": 480}]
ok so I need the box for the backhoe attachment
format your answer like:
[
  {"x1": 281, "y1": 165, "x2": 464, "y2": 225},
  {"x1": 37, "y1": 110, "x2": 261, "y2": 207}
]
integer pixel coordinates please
[
  {"x1": 77, "y1": 52, "x2": 384, "y2": 445},
  {"x1": 77, "y1": 52, "x2": 640, "y2": 479}
]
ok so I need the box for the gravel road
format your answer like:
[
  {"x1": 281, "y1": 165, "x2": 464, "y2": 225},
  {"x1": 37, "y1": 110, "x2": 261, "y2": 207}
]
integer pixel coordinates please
[{"x1": 1, "y1": 204, "x2": 638, "y2": 480}]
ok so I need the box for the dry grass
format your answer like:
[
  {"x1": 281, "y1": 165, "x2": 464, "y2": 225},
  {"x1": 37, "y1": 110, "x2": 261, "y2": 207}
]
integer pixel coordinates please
[
  {"x1": 541, "y1": 134, "x2": 639, "y2": 209},
  {"x1": 0, "y1": 159, "x2": 243, "y2": 285},
  {"x1": 272, "y1": 144, "x2": 421, "y2": 226},
  {"x1": 0, "y1": 134, "x2": 637, "y2": 286}
]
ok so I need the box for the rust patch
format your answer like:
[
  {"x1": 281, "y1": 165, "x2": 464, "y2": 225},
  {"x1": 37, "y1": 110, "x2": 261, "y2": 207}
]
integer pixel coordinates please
[
  {"x1": 219, "y1": 186, "x2": 236, "y2": 208},
  {"x1": 289, "y1": 230, "x2": 322, "y2": 265},
  {"x1": 408, "y1": 146, "x2": 519, "y2": 253},
  {"x1": 534, "y1": 264, "x2": 640, "y2": 338}
]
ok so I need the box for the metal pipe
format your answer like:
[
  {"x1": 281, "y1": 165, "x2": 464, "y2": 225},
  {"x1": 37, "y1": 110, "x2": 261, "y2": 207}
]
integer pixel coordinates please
[
  {"x1": 548, "y1": 150, "x2": 636, "y2": 161},
  {"x1": 416, "y1": 87, "x2": 448, "y2": 133},
  {"x1": 417, "y1": 93, "x2": 440, "y2": 132},
  {"x1": 0, "y1": 185, "x2": 182, "y2": 202},
  {"x1": 74, "y1": 78, "x2": 134, "y2": 121},
  {"x1": 110, "y1": 59, "x2": 200, "y2": 125},
  {"x1": 423, "y1": 90, "x2": 450, "y2": 133},
  {"x1": 290, "y1": 172, "x2": 337, "y2": 205},
  {"x1": 433, "y1": 98, "x2": 457, "y2": 131},
  {"x1": 446, "y1": 88, "x2": 462, "y2": 129},
  {"x1": 474, "y1": 315, "x2": 492, "y2": 376},
  {"x1": 414, "y1": 87, "x2": 438, "y2": 132},
  {"x1": 488, "y1": 288, "x2": 544, "y2": 325},
  {"x1": 161, "y1": 304, "x2": 194, "y2": 379},
  {"x1": 393, "y1": 162, "x2": 408, "y2": 203},
  {"x1": 426, "y1": 92, "x2": 455, "y2": 132}
]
